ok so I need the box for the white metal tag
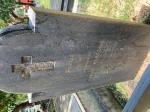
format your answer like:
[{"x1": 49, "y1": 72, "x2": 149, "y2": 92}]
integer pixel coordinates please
[{"x1": 27, "y1": 7, "x2": 36, "y2": 32}]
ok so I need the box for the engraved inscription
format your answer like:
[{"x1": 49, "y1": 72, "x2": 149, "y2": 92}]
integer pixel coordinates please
[
  {"x1": 66, "y1": 40, "x2": 128, "y2": 80},
  {"x1": 66, "y1": 55, "x2": 89, "y2": 73},
  {"x1": 89, "y1": 40, "x2": 125, "y2": 80}
]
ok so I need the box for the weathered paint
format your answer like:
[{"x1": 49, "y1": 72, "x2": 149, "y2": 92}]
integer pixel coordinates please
[{"x1": 0, "y1": 8, "x2": 150, "y2": 98}]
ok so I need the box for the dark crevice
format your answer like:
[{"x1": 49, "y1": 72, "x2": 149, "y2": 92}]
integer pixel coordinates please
[
  {"x1": 61, "y1": 0, "x2": 65, "y2": 11},
  {"x1": 0, "y1": 24, "x2": 30, "y2": 37}
]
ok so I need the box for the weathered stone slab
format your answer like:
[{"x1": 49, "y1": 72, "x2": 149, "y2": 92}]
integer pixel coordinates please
[{"x1": 0, "y1": 8, "x2": 150, "y2": 98}]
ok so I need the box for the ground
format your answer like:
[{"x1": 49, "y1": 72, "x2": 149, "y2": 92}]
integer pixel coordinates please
[
  {"x1": 36, "y1": 0, "x2": 137, "y2": 20},
  {"x1": 78, "y1": 0, "x2": 137, "y2": 20}
]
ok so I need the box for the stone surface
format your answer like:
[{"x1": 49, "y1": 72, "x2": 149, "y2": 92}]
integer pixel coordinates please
[{"x1": 0, "y1": 8, "x2": 150, "y2": 98}]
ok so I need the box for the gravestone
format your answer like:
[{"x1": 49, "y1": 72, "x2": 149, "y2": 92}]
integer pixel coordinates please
[{"x1": 0, "y1": 7, "x2": 150, "y2": 102}]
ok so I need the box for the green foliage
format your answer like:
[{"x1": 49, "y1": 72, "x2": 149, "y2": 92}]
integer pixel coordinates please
[
  {"x1": 0, "y1": 20, "x2": 7, "y2": 29},
  {"x1": 78, "y1": 0, "x2": 91, "y2": 13},
  {"x1": 0, "y1": 91, "x2": 27, "y2": 112},
  {"x1": 0, "y1": 0, "x2": 16, "y2": 22},
  {"x1": 49, "y1": 99, "x2": 55, "y2": 112},
  {"x1": 142, "y1": 12, "x2": 150, "y2": 25},
  {"x1": 14, "y1": 6, "x2": 24, "y2": 17},
  {"x1": 106, "y1": 84, "x2": 128, "y2": 109},
  {"x1": 37, "y1": 0, "x2": 51, "y2": 9}
]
